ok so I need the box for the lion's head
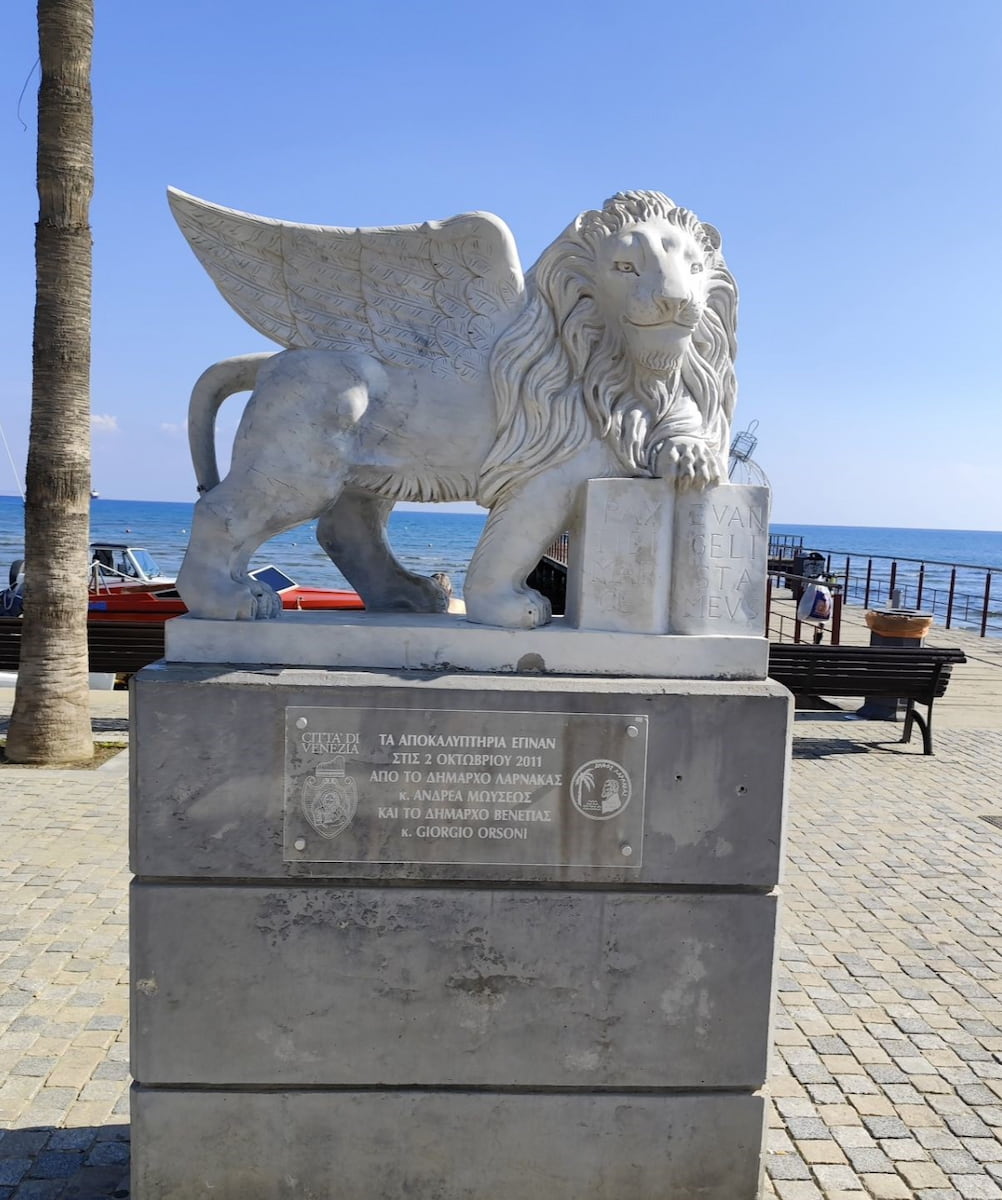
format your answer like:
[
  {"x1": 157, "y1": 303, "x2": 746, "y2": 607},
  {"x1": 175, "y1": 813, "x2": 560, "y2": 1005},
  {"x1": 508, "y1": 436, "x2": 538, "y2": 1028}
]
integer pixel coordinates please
[{"x1": 478, "y1": 191, "x2": 737, "y2": 507}]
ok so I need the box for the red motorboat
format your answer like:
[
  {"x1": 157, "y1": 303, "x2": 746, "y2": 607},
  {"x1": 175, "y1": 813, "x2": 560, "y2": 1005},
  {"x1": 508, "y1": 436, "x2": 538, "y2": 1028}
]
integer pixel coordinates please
[{"x1": 85, "y1": 547, "x2": 363, "y2": 623}]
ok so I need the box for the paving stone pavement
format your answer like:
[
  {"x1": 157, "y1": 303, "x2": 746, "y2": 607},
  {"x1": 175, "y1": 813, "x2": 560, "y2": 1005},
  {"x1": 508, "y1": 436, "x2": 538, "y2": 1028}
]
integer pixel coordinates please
[
  {"x1": 1, "y1": 723, "x2": 1002, "y2": 1198},
  {"x1": 766, "y1": 723, "x2": 1002, "y2": 1200},
  {"x1": 0, "y1": 753, "x2": 130, "y2": 1199}
]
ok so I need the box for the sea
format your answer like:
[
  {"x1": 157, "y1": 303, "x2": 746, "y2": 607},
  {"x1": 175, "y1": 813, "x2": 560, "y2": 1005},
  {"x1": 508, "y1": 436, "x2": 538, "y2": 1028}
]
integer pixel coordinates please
[{"x1": 1, "y1": 495, "x2": 1000, "y2": 627}]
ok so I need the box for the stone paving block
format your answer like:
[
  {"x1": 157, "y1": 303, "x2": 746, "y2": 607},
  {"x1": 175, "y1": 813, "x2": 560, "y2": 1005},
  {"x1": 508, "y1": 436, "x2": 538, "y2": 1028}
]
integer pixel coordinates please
[
  {"x1": 774, "y1": 1183, "x2": 823, "y2": 1199},
  {"x1": 883, "y1": 1136, "x2": 935, "y2": 1160},
  {"x1": 26, "y1": 1151, "x2": 83, "y2": 1179},
  {"x1": 965, "y1": 1141, "x2": 1002, "y2": 1164},
  {"x1": 811, "y1": 1163, "x2": 864, "y2": 1190},
  {"x1": 900, "y1": 1160, "x2": 957, "y2": 1188},
  {"x1": 787, "y1": 1118, "x2": 831, "y2": 1140},
  {"x1": 861, "y1": 1176, "x2": 913, "y2": 1199},
  {"x1": 848, "y1": 1094, "x2": 895, "y2": 1116},
  {"x1": 0, "y1": 1163, "x2": 28, "y2": 1187},
  {"x1": 764, "y1": 1153, "x2": 812, "y2": 1181},
  {"x1": 952, "y1": 1177, "x2": 1002, "y2": 1199},
  {"x1": 10, "y1": 1181, "x2": 65, "y2": 1200},
  {"x1": 843, "y1": 1145, "x2": 895, "y2": 1173},
  {"x1": 934, "y1": 1148, "x2": 984, "y2": 1173},
  {"x1": 797, "y1": 1140, "x2": 848, "y2": 1164},
  {"x1": 948, "y1": 1114, "x2": 995, "y2": 1137},
  {"x1": 864, "y1": 1115, "x2": 912, "y2": 1138},
  {"x1": 777, "y1": 1180, "x2": 820, "y2": 1200},
  {"x1": 86, "y1": 1140, "x2": 129, "y2": 1167}
]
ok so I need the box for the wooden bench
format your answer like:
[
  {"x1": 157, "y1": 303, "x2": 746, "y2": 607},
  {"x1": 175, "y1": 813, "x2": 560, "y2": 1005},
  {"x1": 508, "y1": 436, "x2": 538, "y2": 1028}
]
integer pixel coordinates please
[
  {"x1": 768, "y1": 643, "x2": 967, "y2": 755},
  {"x1": 1, "y1": 618, "x2": 966, "y2": 756},
  {"x1": 0, "y1": 617, "x2": 166, "y2": 677}
]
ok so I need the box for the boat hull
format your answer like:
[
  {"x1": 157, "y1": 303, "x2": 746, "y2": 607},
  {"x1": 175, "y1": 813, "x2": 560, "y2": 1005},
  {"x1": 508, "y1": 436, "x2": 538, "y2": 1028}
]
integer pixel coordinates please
[{"x1": 88, "y1": 583, "x2": 363, "y2": 623}]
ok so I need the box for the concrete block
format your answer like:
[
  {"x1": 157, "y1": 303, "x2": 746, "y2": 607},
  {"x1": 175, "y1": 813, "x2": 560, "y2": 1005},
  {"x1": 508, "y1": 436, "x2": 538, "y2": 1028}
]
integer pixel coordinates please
[
  {"x1": 131, "y1": 883, "x2": 778, "y2": 1089},
  {"x1": 131, "y1": 666, "x2": 791, "y2": 887},
  {"x1": 131, "y1": 1087, "x2": 766, "y2": 1200}
]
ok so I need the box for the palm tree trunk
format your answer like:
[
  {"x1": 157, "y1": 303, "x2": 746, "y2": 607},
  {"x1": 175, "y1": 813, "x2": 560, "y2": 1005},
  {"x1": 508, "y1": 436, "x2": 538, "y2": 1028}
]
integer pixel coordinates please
[{"x1": 6, "y1": 0, "x2": 94, "y2": 764}]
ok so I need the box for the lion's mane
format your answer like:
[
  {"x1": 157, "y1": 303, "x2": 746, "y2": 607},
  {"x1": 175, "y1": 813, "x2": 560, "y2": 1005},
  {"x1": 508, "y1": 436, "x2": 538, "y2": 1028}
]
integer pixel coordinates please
[{"x1": 477, "y1": 191, "x2": 738, "y2": 508}]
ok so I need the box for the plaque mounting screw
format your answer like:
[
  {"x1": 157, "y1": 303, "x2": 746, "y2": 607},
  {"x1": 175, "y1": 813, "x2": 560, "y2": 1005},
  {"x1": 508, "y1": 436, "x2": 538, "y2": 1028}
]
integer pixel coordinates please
[
  {"x1": 626, "y1": 725, "x2": 639, "y2": 738},
  {"x1": 296, "y1": 717, "x2": 308, "y2": 730},
  {"x1": 621, "y1": 844, "x2": 633, "y2": 856},
  {"x1": 294, "y1": 838, "x2": 307, "y2": 851}
]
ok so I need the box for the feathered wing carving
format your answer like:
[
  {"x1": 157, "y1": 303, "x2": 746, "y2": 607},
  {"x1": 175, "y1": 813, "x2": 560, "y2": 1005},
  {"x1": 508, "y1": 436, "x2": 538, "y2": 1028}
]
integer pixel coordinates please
[{"x1": 167, "y1": 189, "x2": 527, "y2": 381}]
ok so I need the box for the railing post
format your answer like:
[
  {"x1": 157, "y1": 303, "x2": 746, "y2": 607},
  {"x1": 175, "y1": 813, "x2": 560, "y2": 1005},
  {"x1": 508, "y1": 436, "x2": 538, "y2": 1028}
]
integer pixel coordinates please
[
  {"x1": 864, "y1": 558, "x2": 873, "y2": 608},
  {"x1": 793, "y1": 614, "x2": 803, "y2": 644},
  {"x1": 981, "y1": 572, "x2": 992, "y2": 638},
  {"x1": 916, "y1": 563, "x2": 925, "y2": 610},
  {"x1": 831, "y1": 589, "x2": 842, "y2": 645},
  {"x1": 889, "y1": 560, "x2": 897, "y2": 597},
  {"x1": 765, "y1": 576, "x2": 772, "y2": 638},
  {"x1": 946, "y1": 567, "x2": 956, "y2": 629},
  {"x1": 844, "y1": 556, "x2": 851, "y2": 600}
]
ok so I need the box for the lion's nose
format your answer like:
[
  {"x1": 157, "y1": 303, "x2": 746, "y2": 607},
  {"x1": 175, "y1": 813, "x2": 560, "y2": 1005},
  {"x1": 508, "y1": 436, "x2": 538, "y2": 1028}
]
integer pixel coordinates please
[
  {"x1": 651, "y1": 271, "x2": 691, "y2": 314},
  {"x1": 654, "y1": 288, "x2": 690, "y2": 320}
]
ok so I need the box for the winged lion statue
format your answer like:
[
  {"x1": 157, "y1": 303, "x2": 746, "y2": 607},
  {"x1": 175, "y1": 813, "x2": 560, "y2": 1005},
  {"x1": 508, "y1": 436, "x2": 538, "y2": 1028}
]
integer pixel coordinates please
[{"x1": 168, "y1": 188, "x2": 738, "y2": 629}]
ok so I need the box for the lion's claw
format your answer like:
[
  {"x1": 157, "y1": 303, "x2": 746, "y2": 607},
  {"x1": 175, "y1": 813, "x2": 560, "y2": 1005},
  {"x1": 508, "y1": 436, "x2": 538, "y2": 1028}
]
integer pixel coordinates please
[{"x1": 658, "y1": 437, "x2": 723, "y2": 492}]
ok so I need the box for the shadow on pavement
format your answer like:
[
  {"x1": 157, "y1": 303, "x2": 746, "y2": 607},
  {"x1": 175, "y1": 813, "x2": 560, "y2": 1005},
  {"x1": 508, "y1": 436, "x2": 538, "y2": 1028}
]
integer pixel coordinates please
[{"x1": 0, "y1": 1123, "x2": 129, "y2": 1199}]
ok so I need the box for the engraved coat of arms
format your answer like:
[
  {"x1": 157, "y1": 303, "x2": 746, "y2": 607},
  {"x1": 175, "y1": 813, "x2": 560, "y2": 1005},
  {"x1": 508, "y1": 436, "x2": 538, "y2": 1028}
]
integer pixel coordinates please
[{"x1": 301, "y1": 756, "x2": 358, "y2": 840}]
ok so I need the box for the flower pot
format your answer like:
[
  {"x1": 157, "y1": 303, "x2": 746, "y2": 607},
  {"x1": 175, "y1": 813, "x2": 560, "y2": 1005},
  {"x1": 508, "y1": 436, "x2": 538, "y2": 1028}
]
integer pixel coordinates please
[{"x1": 864, "y1": 610, "x2": 934, "y2": 639}]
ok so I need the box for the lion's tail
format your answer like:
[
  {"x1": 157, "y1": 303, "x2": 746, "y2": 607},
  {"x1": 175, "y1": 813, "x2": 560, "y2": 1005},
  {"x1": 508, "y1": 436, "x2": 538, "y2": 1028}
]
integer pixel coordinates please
[{"x1": 188, "y1": 353, "x2": 274, "y2": 494}]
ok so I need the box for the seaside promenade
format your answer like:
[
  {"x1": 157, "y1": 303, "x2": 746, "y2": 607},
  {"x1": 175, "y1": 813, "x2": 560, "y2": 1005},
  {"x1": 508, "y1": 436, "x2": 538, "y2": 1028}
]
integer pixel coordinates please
[{"x1": 0, "y1": 610, "x2": 1001, "y2": 1198}]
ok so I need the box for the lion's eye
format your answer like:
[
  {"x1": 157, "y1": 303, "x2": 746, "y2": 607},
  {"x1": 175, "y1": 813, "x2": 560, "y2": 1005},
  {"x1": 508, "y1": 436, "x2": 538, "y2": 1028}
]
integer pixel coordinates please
[
  {"x1": 614, "y1": 261, "x2": 638, "y2": 274},
  {"x1": 690, "y1": 262, "x2": 704, "y2": 275}
]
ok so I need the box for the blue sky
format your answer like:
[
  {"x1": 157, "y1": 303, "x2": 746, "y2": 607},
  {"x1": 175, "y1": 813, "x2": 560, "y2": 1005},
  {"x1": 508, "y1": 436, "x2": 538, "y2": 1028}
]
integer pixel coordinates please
[{"x1": 1, "y1": 0, "x2": 999, "y2": 528}]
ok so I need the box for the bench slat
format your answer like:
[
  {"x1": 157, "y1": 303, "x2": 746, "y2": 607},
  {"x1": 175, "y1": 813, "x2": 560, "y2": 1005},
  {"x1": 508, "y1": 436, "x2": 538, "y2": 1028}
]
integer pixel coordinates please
[{"x1": 0, "y1": 617, "x2": 166, "y2": 676}]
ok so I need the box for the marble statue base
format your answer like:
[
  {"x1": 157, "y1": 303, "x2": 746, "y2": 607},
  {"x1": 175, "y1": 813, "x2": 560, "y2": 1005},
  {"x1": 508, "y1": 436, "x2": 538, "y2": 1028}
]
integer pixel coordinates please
[
  {"x1": 163, "y1": 610, "x2": 768, "y2": 680},
  {"x1": 130, "y1": 664, "x2": 791, "y2": 1199}
]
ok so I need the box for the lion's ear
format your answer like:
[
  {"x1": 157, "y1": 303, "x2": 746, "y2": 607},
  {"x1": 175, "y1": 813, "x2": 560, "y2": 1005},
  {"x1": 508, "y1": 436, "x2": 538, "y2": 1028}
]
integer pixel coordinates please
[{"x1": 700, "y1": 223, "x2": 722, "y2": 252}]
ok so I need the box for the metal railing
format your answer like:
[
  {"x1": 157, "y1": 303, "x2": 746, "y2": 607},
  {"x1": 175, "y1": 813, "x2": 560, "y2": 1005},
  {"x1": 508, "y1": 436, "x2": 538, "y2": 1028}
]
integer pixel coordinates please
[
  {"x1": 768, "y1": 534, "x2": 805, "y2": 559},
  {"x1": 542, "y1": 533, "x2": 999, "y2": 641},
  {"x1": 818, "y1": 550, "x2": 999, "y2": 638},
  {"x1": 544, "y1": 532, "x2": 570, "y2": 567}
]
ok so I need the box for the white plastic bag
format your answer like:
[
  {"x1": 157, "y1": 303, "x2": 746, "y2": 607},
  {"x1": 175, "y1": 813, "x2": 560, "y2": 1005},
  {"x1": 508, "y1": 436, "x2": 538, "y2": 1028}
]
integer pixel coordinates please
[{"x1": 797, "y1": 582, "x2": 833, "y2": 623}]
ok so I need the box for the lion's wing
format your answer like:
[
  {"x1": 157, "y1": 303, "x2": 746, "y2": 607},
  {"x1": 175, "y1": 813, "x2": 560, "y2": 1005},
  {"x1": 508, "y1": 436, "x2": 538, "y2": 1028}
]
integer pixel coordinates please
[{"x1": 168, "y1": 189, "x2": 526, "y2": 380}]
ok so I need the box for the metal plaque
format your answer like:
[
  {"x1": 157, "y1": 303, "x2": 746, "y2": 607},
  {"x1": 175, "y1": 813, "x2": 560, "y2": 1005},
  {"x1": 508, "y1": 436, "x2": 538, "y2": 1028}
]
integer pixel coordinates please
[{"x1": 284, "y1": 706, "x2": 648, "y2": 868}]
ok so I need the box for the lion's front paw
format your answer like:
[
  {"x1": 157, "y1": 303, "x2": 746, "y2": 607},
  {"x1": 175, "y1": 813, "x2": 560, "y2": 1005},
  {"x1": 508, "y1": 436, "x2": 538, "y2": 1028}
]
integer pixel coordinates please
[
  {"x1": 465, "y1": 586, "x2": 552, "y2": 630},
  {"x1": 246, "y1": 578, "x2": 282, "y2": 619},
  {"x1": 177, "y1": 563, "x2": 282, "y2": 621},
  {"x1": 657, "y1": 437, "x2": 725, "y2": 492}
]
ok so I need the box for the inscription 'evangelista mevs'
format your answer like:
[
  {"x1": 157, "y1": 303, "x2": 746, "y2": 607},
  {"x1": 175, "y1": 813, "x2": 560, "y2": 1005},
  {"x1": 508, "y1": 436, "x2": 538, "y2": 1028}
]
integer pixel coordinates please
[{"x1": 168, "y1": 188, "x2": 738, "y2": 629}]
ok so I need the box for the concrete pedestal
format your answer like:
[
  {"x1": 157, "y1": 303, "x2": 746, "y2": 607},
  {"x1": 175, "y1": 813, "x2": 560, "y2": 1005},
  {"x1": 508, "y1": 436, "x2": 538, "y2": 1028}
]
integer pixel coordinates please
[{"x1": 130, "y1": 664, "x2": 790, "y2": 1199}]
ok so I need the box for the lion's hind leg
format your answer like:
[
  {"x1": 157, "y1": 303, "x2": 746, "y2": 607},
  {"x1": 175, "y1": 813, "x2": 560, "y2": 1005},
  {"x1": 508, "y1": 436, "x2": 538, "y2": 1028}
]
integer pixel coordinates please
[{"x1": 315, "y1": 491, "x2": 449, "y2": 613}]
